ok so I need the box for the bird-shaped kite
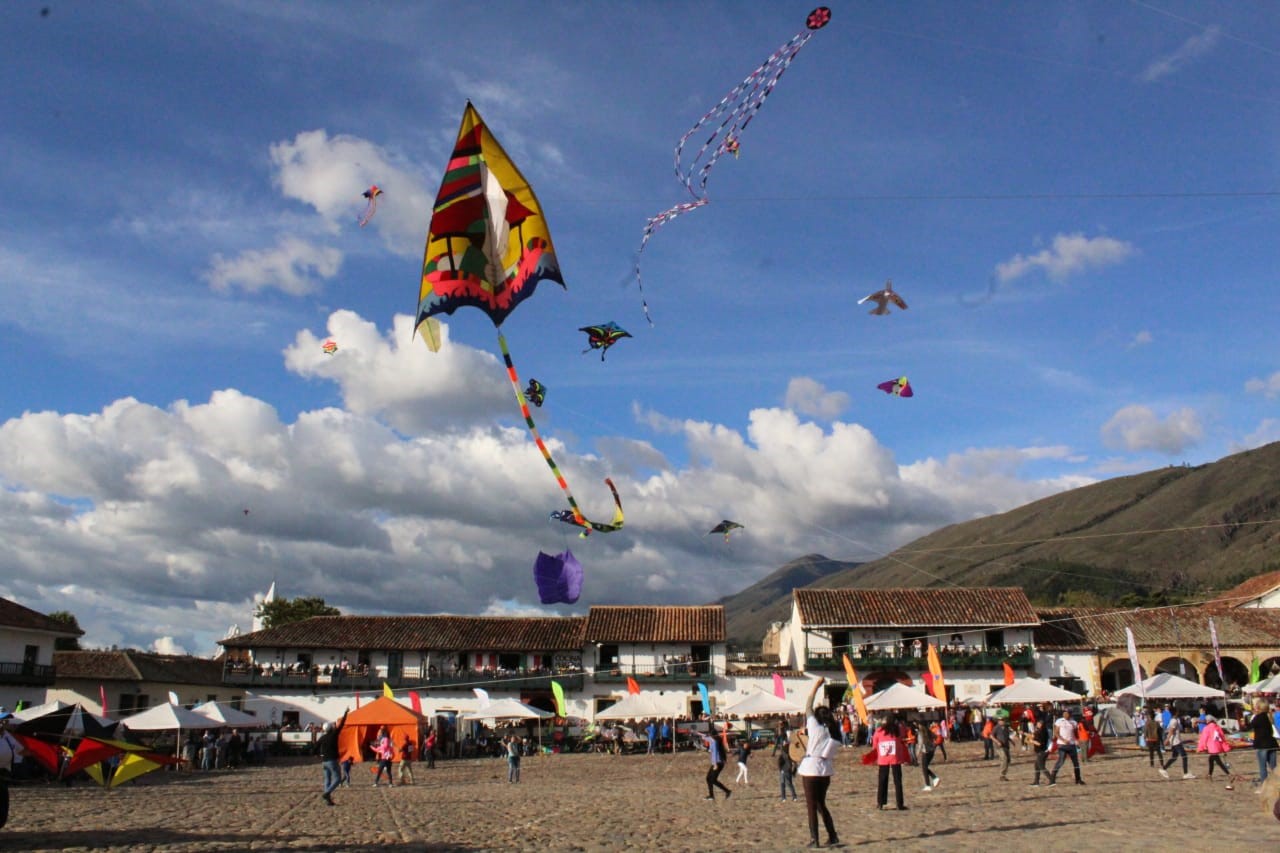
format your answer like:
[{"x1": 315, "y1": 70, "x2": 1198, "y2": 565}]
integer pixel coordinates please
[
  {"x1": 877, "y1": 376, "x2": 913, "y2": 397},
  {"x1": 358, "y1": 185, "x2": 383, "y2": 227},
  {"x1": 579, "y1": 322, "x2": 631, "y2": 361},
  {"x1": 857, "y1": 280, "x2": 908, "y2": 315},
  {"x1": 524, "y1": 379, "x2": 546, "y2": 407},
  {"x1": 321, "y1": 339, "x2": 338, "y2": 355},
  {"x1": 709, "y1": 520, "x2": 744, "y2": 542}
]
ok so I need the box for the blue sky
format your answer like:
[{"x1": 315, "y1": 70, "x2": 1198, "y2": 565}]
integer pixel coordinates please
[{"x1": 2, "y1": 1, "x2": 1278, "y2": 655}]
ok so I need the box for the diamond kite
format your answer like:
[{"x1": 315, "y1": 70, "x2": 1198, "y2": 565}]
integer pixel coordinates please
[
  {"x1": 858, "y1": 280, "x2": 908, "y2": 315},
  {"x1": 877, "y1": 376, "x2": 913, "y2": 397},
  {"x1": 415, "y1": 102, "x2": 622, "y2": 538},
  {"x1": 633, "y1": 7, "x2": 831, "y2": 324},
  {"x1": 708, "y1": 520, "x2": 744, "y2": 542},
  {"x1": 532, "y1": 549, "x2": 584, "y2": 605},
  {"x1": 579, "y1": 322, "x2": 631, "y2": 361},
  {"x1": 358, "y1": 185, "x2": 383, "y2": 227}
]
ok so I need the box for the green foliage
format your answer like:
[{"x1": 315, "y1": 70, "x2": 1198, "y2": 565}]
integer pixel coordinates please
[
  {"x1": 255, "y1": 596, "x2": 340, "y2": 630},
  {"x1": 46, "y1": 610, "x2": 82, "y2": 650}
]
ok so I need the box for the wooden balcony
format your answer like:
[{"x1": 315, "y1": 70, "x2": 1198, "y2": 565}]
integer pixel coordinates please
[
  {"x1": 594, "y1": 668, "x2": 711, "y2": 685},
  {"x1": 221, "y1": 664, "x2": 582, "y2": 693},
  {"x1": 0, "y1": 660, "x2": 56, "y2": 686},
  {"x1": 805, "y1": 647, "x2": 1035, "y2": 672}
]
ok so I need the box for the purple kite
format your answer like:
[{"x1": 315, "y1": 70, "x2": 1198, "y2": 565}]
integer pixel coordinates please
[
  {"x1": 533, "y1": 549, "x2": 584, "y2": 604},
  {"x1": 877, "y1": 376, "x2": 913, "y2": 397}
]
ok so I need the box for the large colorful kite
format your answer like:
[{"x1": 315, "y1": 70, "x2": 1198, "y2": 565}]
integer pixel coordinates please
[
  {"x1": 579, "y1": 322, "x2": 631, "y2": 360},
  {"x1": 415, "y1": 102, "x2": 623, "y2": 538},
  {"x1": 877, "y1": 376, "x2": 913, "y2": 397},
  {"x1": 358, "y1": 185, "x2": 383, "y2": 227},
  {"x1": 633, "y1": 7, "x2": 831, "y2": 324}
]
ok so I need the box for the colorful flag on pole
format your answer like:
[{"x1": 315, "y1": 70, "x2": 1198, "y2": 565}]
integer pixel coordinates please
[
  {"x1": 841, "y1": 654, "x2": 870, "y2": 725},
  {"x1": 626, "y1": 676, "x2": 641, "y2": 695},
  {"x1": 99, "y1": 685, "x2": 109, "y2": 717},
  {"x1": 772, "y1": 672, "x2": 785, "y2": 699},
  {"x1": 1125, "y1": 626, "x2": 1145, "y2": 699},
  {"x1": 409, "y1": 691, "x2": 422, "y2": 714},
  {"x1": 1209, "y1": 617, "x2": 1225, "y2": 685},
  {"x1": 551, "y1": 680, "x2": 567, "y2": 717},
  {"x1": 1002, "y1": 662, "x2": 1015, "y2": 686},
  {"x1": 168, "y1": 691, "x2": 180, "y2": 706},
  {"x1": 1251, "y1": 656, "x2": 1262, "y2": 684},
  {"x1": 473, "y1": 687, "x2": 491, "y2": 708},
  {"x1": 697, "y1": 682, "x2": 712, "y2": 717},
  {"x1": 382, "y1": 682, "x2": 394, "y2": 700},
  {"x1": 926, "y1": 643, "x2": 947, "y2": 703}
]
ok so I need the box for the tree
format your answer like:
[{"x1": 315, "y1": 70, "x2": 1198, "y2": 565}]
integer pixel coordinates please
[
  {"x1": 46, "y1": 610, "x2": 83, "y2": 650},
  {"x1": 255, "y1": 596, "x2": 340, "y2": 631}
]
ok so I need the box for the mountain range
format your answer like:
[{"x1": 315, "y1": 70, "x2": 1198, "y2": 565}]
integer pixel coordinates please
[{"x1": 719, "y1": 441, "x2": 1280, "y2": 649}]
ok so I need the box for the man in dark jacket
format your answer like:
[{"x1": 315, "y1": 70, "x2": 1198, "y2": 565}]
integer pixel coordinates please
[{"x1": 317, "y1": 709, "x2": 349, "y2": 806}]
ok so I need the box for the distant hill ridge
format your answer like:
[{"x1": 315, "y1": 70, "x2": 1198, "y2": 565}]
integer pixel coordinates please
[{"x1": 719, "y1": 441, "x2": 1280, "y2": 649}]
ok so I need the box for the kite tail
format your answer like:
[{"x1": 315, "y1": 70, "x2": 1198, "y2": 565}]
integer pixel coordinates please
[
  {"x1": 498, "y1": 332, "x2": 623, "y2": 537},
  {"x1": 358, "y1": 198, "x2": 378, "y2": 228}
]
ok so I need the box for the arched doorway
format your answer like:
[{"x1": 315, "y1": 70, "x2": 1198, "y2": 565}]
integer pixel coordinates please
[
  {"x1": 1203, "y1": 656, "x2": 1249, "y2": 690},
  {"x1": 1153, "y1": 657, "x2": 1199, "y2": 681},
  {"x1": 1101, "y1": 659, "x2": 1136, "y2": 693}
]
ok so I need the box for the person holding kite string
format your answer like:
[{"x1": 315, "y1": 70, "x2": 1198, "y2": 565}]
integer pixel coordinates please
[{"x1": 797, "y1": 676, "x2": 841, "y2": 848}]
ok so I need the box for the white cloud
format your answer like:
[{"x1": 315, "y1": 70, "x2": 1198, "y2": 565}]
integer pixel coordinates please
[
  {"x1": 1129, "y1": 330, "x2": 1154, "y2": 348},
  {"x1": 152, "y1": 636, "x2": 189, "y2": 656},
  {"x1": 0, "y1": 310, "x2": 1094, "y2": 654},
  {"x1": 784, "y1": 378, "x2": 851, "y2": 420},
  {"x1": 1140, "y1": 26, "x2": 1222, "y2": 83},
  {"x1": 1244, "y1": 371, "x2": 1280, "y2": 399},
  {"x1": 995, "y1": 233, "x2": 1136, "y2": 283},
  {"x1": 1235, "y1": 419, "x2": 1280, "y2": 452},
  {"x1": 269, "y1": 129, "x2": 435, "y2": 257},
  {"x1": 1100, "y1": 404, "x2": 1203, "y2": 455},
  {"x1": 205, "y1": 236, "x2": 342, "y2": 295}
]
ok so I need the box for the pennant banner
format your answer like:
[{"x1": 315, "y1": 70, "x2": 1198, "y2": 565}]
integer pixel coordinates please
[
  {"x1": 1125, "y1": 627, "x2": 1145, "y2": 699},
  {"x1": 926, "y1": 643, "x2": 947, "y2": 704},
  {"x1": 772, "y1": 672, "x2": 785, "y2": 700},
  {"x1": 1002, "y1": 662, "x2": 1015, "y2": 686},
  {"x1": 409, "y1": 691, "x2": 422, "y2": 715},
  {"x1": 383, "y1": 682, "x2": 394, "y2": 700},
  {"x1": 626, "y1": 676, "x2": 641, "y2": 696},
  {"x1": 697, "y1": 682, "x2": 712, "y2": 717},
  {"x1": 842, "y1": 654, "x2": 870, "y2": 726},
  {"x1": 1209, "y1": 617, "x2": 1225, "y2": 685},
  {"x1": 551, "y1": 680, "x2": 567, "y2": 718}
]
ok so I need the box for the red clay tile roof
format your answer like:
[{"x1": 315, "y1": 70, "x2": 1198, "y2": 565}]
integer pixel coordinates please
[
  {"x1": 54, "y1": 650, "x2": 224, "y2": 684},
  {"x1": 220, "y1": 615, "x2": 587, "y2": 651},
  {"x1": 584, "y1": 606, "x2": 726, "y2": 643},
  {"x1": 1222, "y1": 570, "x2": 1280, "y2": 606},
  {"x1": 0, "y1": 598, "x2": 84, "y2": 635},
  {"x1": 794, "y1": 588, "x2": 1039, "y2": 628},
  {"x1": 1034, "y1": 607, "x2": 1280, "y2": 650}
]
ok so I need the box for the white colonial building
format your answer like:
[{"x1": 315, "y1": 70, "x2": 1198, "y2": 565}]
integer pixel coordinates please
[{"x1": 0, "y1": 597, "x2": 83, "y2": 710}]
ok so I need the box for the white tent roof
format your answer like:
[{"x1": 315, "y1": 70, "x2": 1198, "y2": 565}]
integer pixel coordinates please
[
  {"x1": 460, "y1": 698, "x2": 553, "y2": 721},
  {"x1": 1114, "y1": 672, "x2": 1226, "y2": 700},
  {"x1": 594, "y1": 693, "x2": 673, "y2": 720},
  {"x1": 1243, "y1": 674, "x2": 1280, "y2": 694},
  {"x1": 723, "y1": 691, "x2": 805, "y2": 717},
  {"x1": 11, "y1": 699, "x2": 70, "y2": 721},
  {"x1": 863, "y1": 682, "x2": 946, "y2": 711},
  {"x1": 120, "y1": 702, "x2": 220, "y2": 731},
  {"x1": 191, "y1": 701, "x2": 265, "y2": 727},
  {"x1": 984, "y1": 679, "x2": 1084, "y2": 705}
]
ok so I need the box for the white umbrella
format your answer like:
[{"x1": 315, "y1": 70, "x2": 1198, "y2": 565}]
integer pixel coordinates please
[
  {"x1": 1114, "y1": 672, "x2": 1225, "y2": 700},
  {"x1": 191, "y1": 701, "x2": 264, "y2": 728},
  {"x1": 120, "y1": 702, "x2": 219, "y2": 731},
  {"x1": 863, "y1": 682, "x2": 946, "y2": 711},
  {"x1": 984, "y1": 679, "x2": 1084, "y2": 705},
  {"x1": 594, "y1": 693, "x2": 672, "y2": 721},
  {"x1": 460, "y1": 698, "x2": 553, "y2": 721},
  {"x1": 722, "y1": 691, "x2": 805, "y2": 717}
]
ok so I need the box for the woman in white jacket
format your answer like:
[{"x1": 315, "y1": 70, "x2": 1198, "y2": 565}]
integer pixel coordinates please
[{"x1": 797, "y1": 677, "x2": 841, "y2": 848}]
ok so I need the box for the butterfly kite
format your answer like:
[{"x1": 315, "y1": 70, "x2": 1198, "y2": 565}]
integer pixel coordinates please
[
  {"x1": 709, "y1": 520, "x2": 744, "y2": 542},
  {"x1": 877, "y1": 376, "x2": 913, "y2": 397},
  {"x1": 415, "y1": 102, "x2": 623, "y2": 539},
  {"x1": 633, "y1": 7, "x2": 831, "y2": 324},
  {"x1": 579, "y1": 322, "x2": 631, "y2": 360},
  {"x1": 524, "y1": 379, "x2": 546, "y2": 407},
  {"x1": 858, "y1": 280, "x2": 908, "y2": 315},
  {"x1": 532, "y1": 549, "x2": 584, "y2": 605},
  {"x1": 321, "y1": 339, "x2": 338, "y2": 355},
  {"x1": 358, "y1": 185, "x2": 383, "y2": 227}
]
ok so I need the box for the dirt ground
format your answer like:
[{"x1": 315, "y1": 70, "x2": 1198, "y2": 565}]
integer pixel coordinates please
[{"x1": 2, "y1": 739, "x2": 1278, "y2": 851}]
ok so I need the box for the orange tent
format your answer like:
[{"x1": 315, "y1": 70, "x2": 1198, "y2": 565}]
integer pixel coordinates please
[{"x1": 336, "y1": 697, "x2": 424, "y2": 763}]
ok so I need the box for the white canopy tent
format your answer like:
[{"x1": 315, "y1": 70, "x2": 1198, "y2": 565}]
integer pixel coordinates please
[
  {"x1": 594, "y1": 693, "x2": 672, "y2": 721},
  {"x1": 1114, "y1": 672, "x2": 1226, "y2": 701},
  {"x1": 723, "y1": 691, "x2": 805, "y2": 717},
  {"x1": 460, "y1": 698, "x2": 553, "y2": 722},
  {"x1": 191, "y1": 701, "x2": 265, "y2": 728},
  {"x1": 1243, "y1": 674, "x2": 1280, "y2": 695},
  {"x1": 11, "y1": 699, "x2": 70, "y2": 721},
  {"x1": 863, "y1": 682, "x2": 946, "y2": 712},
  {"x1": 120, "y1": 702, "x2": 220, "y2": 732},
  {"x1": 984, "y1": 679, "x2": 1084, "y2": 705}
]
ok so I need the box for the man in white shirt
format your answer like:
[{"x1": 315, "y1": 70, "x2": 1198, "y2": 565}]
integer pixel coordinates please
[
  {"x1": 0, "y1": 709, "x2": 25, "y2": 829},
  {"x1": 1047, "y1": 709, "x2": 1084, "y2": 786}
]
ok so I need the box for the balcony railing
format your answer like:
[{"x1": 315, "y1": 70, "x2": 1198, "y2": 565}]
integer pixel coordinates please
[
  {"x1": 0, "y1": 661, "x2": 56, "y2": 686},
  {"x1": 805, "y1": 647, "x2": 1035, "y2": 672},
  {"x1": 221, "y1": 664, "x2": 583, "y2": 693},
  {"x1": 594, "y1": 667, "x2": 711, "y2": 684}
]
